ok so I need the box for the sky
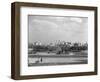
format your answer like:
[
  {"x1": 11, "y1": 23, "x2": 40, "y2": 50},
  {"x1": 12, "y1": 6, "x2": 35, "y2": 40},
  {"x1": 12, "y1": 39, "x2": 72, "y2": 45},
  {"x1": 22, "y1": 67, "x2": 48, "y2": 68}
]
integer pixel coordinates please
[{"x1": 28, "y1": 15, "x2": 88, "y2": 44}]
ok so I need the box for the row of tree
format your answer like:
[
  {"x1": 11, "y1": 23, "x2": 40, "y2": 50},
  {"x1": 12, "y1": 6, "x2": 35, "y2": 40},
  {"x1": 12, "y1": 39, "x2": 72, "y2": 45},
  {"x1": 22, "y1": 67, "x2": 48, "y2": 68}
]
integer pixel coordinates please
[{"x1": 28, "y1": 42, "x2": 88, "y2": 54}]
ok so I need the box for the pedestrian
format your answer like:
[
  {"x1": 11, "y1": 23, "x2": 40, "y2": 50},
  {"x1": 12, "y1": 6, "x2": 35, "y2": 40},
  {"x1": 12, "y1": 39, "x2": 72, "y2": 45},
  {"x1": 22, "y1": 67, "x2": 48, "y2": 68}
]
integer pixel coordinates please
[{"x1": 40, "y1": 57, "x2": 43, "y2": 62}]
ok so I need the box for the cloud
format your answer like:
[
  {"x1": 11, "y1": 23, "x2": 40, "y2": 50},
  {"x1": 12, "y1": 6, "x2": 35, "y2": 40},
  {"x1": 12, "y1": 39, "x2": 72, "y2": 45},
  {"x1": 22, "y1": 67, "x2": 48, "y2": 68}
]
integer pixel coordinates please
[
  {"x1": 28, "y1": 15, "x2": 88, "y2": 43},
  {"x1": 31, "y1": 19, "x2": 58, "y2": 31},
  {"x1": 70, "y1": 17, "x2": 83, "y2": 23}
]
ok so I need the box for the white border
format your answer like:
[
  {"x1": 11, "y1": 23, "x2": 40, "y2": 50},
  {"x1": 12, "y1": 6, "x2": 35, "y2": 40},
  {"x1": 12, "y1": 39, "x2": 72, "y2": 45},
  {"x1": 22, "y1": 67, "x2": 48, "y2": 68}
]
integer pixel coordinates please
[{"x1": 20, "y1": 7, "x2": 95, "y2": 75}]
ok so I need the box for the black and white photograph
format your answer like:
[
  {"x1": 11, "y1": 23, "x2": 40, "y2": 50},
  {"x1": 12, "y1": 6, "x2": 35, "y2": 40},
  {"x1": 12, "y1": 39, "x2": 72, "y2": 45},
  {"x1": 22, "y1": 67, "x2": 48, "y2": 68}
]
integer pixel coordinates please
[
  {"x1": 11, "y1": 2, "x2": 97, "y2": 79},
  {"x1": 28, "y1": 15, "x2": 88, "y2": 66}
]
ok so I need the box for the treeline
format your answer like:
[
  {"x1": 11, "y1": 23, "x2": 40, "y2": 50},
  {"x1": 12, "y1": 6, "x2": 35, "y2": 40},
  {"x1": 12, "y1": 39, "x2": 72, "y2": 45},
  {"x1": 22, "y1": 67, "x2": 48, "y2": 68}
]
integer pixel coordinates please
[{"x1": 28, "y1": 42, "x2": 88, "y2": 54}]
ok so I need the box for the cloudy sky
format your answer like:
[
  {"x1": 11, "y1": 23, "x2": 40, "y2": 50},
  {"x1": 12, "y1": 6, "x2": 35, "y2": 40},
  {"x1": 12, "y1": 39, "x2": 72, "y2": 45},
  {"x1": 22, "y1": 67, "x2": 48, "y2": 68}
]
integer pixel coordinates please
[{"x1": 28, "y1": 15, "x2": 88, "y2": 44}]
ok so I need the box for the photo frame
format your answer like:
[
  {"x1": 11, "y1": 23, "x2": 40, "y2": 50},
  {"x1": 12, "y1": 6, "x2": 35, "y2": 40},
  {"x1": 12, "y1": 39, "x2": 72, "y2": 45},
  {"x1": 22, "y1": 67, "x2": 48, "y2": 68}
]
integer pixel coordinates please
[{"x1": 11, "y1": 2, "x2": 98, "y2": 80}]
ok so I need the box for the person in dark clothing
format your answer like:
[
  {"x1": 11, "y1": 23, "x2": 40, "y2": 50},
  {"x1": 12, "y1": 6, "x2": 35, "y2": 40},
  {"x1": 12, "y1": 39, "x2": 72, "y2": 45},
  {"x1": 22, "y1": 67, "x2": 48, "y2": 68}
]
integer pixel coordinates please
[{"x1": 40, "y1": 57, "x2": 43, "y2": 62}]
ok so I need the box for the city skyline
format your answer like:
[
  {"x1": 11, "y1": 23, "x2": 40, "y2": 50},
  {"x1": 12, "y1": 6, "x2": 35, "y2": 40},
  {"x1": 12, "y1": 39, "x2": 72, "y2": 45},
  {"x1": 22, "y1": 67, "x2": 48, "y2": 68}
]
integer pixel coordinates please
[{"x1": 29, "y1": 40, "x2": 88, "y2": 46}]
